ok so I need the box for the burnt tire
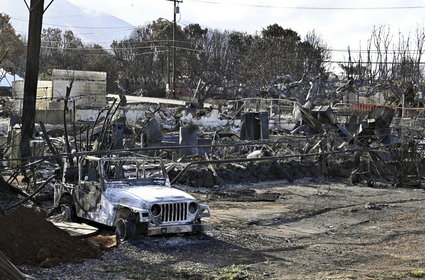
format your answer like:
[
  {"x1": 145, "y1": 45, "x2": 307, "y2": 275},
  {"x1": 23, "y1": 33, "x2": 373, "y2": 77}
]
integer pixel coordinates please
[
  {"x1": 61, "y1": 204, "x2": 77, "y2": 222},
  {"x1": 115, "y1": 218, "x2": 137, "y2": 242}
]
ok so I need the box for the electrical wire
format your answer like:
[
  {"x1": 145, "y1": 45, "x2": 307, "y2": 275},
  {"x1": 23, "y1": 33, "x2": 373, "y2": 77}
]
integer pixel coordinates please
[
  {"x1": 36, "y1": 45, "x2": 425, "y2": 64},
  {"x1": 10, "y1": 17, "x2": 136, "y2": 30},
  {"x1": 186, "y1": 0, "x2": 425, "y2": 10},
  {"x1": 36, "y1": 38, "x2": 425, "y2": 56},
  {"x1": 36, "y1": 41, "x2": 425, "y2": 56},
  {"x1": 41, "y1": 39, "x2": 191, "y2": 45}
]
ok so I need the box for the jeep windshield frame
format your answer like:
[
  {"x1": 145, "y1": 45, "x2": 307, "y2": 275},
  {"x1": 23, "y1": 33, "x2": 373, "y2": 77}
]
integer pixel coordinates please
[{"x1": 99, "y1": 157, "x2": 169, "y2": 187}]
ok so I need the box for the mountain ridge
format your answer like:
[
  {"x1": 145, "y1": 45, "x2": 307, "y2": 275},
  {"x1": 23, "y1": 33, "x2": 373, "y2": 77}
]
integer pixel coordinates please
[{"x1": 3, "y1": 0, "x2": 135, "y2": 47}]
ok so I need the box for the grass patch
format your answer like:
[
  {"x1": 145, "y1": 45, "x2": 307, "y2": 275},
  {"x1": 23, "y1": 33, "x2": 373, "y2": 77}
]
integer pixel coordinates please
[
  {"x1": 174, "y1": 266, "x2": 204, "y2": 280},
  {"x1": 411, "y1": 270, "x2": 425, "y2": 278},
  {"x1": 126, "y1": 267, "x2": 194, "y2": 280},
  {"x1": 367, "y1": 272, "x2": 408, "y2": 279},
  {"x1": 127, "y1": 269, "x2": 168, "y2": 280},
  {"x1": 127, "y1": 273, "x2": 146, "y2": 280},
  {"x1": 213, "y1": 265, "x2": 256, "y2": 280},
  {"x1": 324, "y1": 275, "x2": 356, "y2": 280}
]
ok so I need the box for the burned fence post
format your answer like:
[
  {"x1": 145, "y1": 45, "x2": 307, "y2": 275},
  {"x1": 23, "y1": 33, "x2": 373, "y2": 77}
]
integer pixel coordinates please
[{"x1": 240, "y1": 112, "x2": 269, "y2": 140}]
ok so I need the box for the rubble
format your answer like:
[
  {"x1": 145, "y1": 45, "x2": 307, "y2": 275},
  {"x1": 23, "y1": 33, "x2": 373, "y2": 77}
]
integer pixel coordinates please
[{"x1": 2, "y1": 67, "x2": 425, "y2": 279}]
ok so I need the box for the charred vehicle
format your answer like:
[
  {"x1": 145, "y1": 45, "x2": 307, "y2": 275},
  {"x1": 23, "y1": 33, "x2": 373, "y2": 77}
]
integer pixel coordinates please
[{"x1": 54, "y1": 155, "x2": 211, "y2": 240}]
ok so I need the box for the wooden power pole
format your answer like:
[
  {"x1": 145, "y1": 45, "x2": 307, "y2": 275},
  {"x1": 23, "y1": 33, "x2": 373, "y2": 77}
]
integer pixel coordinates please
[{"x1": 20, "y1": 0, "x2": 46, "y2": 159}]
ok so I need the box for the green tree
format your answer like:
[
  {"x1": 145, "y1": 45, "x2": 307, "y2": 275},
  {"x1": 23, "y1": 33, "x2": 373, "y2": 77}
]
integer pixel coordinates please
[
  {"x1": 0, "y1": 13, "x2": 25, "y2": 79},
  {"x1": 246, "y1": 24, "x2": 329, "y2": 96},
  {"x1": 112, "y1": 19, "x2": 186, "y2": 94},
  {"x1": 39, "y1": 28, "x2": 119, "y2": 91},
  {"x1": 40, "y1": 28, "x2": 86, "y2": 73},
  {"x1": 111, "y1": 21, "x2": 330, "y2": 99}
]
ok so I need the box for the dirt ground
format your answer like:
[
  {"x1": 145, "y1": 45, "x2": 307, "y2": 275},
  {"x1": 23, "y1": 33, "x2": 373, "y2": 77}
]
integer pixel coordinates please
[
  {"x1": 20, "y1": 178, "x2": 425, "y2": 280},
  {"x1": 0, "y1": 206, "x2": 101, "y2": 267}
]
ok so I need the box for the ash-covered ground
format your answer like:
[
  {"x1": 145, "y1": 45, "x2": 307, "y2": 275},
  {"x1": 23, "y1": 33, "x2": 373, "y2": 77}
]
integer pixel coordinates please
[{"x1": 19, "y1": 179, "x2": 425, "y2": 280}]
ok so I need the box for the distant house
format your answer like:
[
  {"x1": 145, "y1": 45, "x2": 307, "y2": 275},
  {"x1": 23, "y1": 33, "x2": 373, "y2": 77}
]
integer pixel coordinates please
[{"x1": 12, "y1": 69, "x2": 107, "y2": 124}]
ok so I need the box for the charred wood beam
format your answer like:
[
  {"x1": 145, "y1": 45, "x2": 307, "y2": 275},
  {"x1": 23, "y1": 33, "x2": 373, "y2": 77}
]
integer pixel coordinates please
[
  {"x1": 6, "y1": 169, "x2": 21, "y2": 185},
  {"x1": 63, "y1": 79, "x2": 74, "y2": 166},
  {"x1": 100, "y1": 102, "x2": 122, "y2": 150},
  {"x1": 100, "y1": 96, "x2": 125, "y2": 151},
  {"x1": 97, "y1": 99, "x2": 117, "y2": 151},
  {"x1": 0, "y1": 175, "x2": 55, "y2": 214},
  {"x1": 39, "y1": 121, "x2": 63, "y2": 168},
  {"x1": 89, "y1": 108, "x2": 108, "y2": 146},
  {"x1": 0, "y1": 176, "x2": 38, "y2": 205}
]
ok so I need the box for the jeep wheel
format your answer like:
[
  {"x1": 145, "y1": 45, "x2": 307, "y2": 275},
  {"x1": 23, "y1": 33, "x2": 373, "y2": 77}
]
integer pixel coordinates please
[
  {"x1": 61, "y1": 204, "x2": 77, "y2": 222},
  {"x1": 115, "y1": 218, "x2": 136, "y2": 242}
]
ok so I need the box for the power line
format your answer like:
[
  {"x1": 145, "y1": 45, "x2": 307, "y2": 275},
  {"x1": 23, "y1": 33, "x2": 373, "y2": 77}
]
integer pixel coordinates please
[
  {"x1": 38, "y1": 42, "x2": 425, "y2": 55},
  {"x1": 10, "y1": 17, "x2": 136, "y2": 30},
  {"x1": 39, "y1": 42, "x2": 192, "y2": 51},
  {"x1": 41, "y1": 39, "x2": 191, "y2": 45},
  {"x1": 186, "y1": 0, "x2": 425, "y2": 10},
  {"x1": 36, "y1": 45, "x2": 425, "y2": 64},
  {"x1": 332, "y1": 49, "x2": 424, "y2": 53}
]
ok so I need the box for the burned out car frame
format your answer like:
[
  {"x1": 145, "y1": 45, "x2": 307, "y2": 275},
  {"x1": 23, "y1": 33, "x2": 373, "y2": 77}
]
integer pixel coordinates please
[{"x1": 54, "y1": 155, "x2": 211, "y2": 240}]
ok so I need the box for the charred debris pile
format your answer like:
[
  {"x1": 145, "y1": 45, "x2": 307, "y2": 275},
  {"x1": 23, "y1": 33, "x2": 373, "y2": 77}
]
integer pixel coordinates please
[
  {"x1": 0, "y1": 76, "x2": 424, "y2": 206},
  {"x1": 0, "y1": 71, "x2": 425, "y2": 269},
  {"x1": 1, "y1": 88, "x2": 424, "y2": 199}
]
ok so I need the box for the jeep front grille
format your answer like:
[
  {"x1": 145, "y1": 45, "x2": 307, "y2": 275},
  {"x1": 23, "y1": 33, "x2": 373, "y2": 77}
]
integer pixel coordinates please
[{"x1": 161, "y1": 202, "x2": 188, "y2": 223}]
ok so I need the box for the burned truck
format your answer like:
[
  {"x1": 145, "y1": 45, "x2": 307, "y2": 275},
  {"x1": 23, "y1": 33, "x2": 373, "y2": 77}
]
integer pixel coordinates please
[{"x1": 54, "y1": 155, "x2": 211, "y2": 241}]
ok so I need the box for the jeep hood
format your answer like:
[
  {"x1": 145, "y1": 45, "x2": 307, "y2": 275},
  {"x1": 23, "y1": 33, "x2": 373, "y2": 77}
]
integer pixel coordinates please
[{"x1": 104, "y1": 185, "x2": 196, "y2": 205}]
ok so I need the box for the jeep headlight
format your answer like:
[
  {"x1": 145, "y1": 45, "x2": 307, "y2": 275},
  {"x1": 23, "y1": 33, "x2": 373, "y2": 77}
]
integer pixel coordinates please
[
  {"x1": 188, "y1": 202, "x2": 198, "y2": 214},
  {"x1": 151, "y1": 204, "x2": 161, "y2": 217}
]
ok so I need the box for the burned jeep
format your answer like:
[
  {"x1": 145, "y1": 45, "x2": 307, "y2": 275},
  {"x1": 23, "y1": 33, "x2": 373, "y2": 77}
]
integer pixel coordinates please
[{"x1": 54, "y1": 155, "x2": 211, "y2": 241}]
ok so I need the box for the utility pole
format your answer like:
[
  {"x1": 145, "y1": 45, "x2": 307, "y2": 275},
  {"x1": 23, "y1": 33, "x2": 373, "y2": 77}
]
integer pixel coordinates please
[
  {"x1": 21, "y1": 0, "x2": 54, "y2": 160},
  {"x1": 166, "y1": 47, "x2": 170, "y2": 94},
  {"x1": 166, "y1": 0, "x2": 182, "y2": 98}
]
